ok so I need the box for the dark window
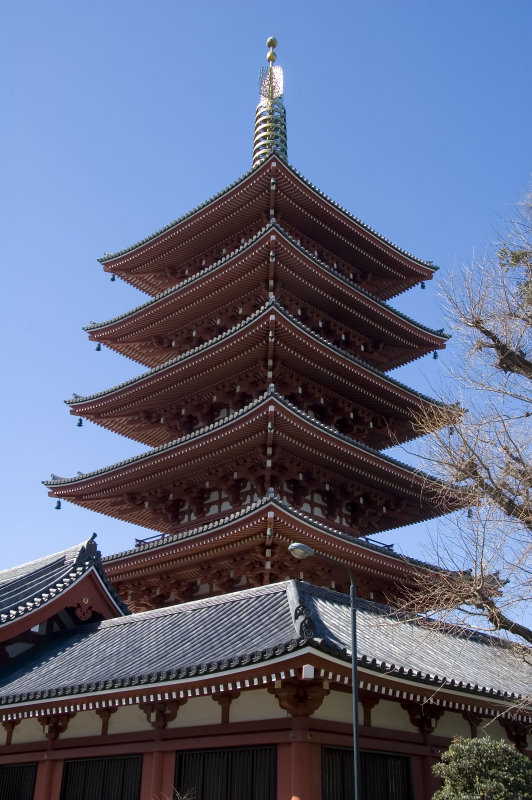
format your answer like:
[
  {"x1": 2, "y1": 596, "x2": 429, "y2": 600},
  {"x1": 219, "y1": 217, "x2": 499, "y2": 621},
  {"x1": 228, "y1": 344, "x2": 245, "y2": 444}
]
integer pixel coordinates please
[
  {"x1": 0, "y1": 762, "x2": 37, "y2": 800},
  {"x1": 176, "y1": 746, "x2": 276, "y2": 800},
  {"x1": 60, "y1": 755, "x2": 142, "y2": 800},
  {"x1": 323, "y1": 746, "x2": 413, "y2": 800}
]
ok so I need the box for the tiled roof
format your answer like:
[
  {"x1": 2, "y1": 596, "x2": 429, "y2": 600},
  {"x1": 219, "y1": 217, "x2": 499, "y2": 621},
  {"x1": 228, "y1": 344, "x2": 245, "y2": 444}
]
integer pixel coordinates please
[
  {"x1": 99, "y1": 156, "x2": 436, "y2": 271},
  {"x1": 98, "y1": 164, "x2": 261, "y2": 263},
  {"x1": 0, "y1": 580, "x2": 528, "y2": 706},
  {"x1": 0, "y1": 535, "x2": 129, "y2": 626},
  {"x1": 45, "y1": 387, "x2": 442, "y2": 487},
  {"x1": 72, "y1": 298, "x2": 445, "y2": 409},
  {"x1": 103, "y1": 490, "x2": 434, "y2": 572},
  {"x1": 89, "y1": 222, "x2": 446, "y2": 339}
]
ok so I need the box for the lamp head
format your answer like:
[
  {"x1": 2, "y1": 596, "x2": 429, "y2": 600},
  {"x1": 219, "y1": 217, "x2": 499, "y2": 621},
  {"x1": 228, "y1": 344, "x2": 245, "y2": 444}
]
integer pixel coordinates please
[{"x1": 288, "y1": 542, "x2": 316, "y2": 560}]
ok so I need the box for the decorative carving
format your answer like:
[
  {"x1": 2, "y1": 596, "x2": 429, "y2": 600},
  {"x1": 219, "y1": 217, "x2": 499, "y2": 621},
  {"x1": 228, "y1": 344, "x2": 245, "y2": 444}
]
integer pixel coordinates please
[
  {"x1": 139, "y1": 700, "x2": 183, "y2": 730},
  {"x1": 359, "y1": 689, "x2": 379, "y2": 727},
  {"x1": 2, "y1": 719, "x2": 20, "y2": 746},
  {"x1": 213, "y1": 690, "x2": 240, "y2": 724},
  {"x1": 400, "y1": 700, "x2": 444, "y2": 735},
  {"x1": 73, "y1": 596, "x2": 94, "y2": 621},
  {"x1": 294, "y1": 604, "x2": 315, "y2": 640},
  {"x1": 461, "y1": 710, "x2": 484, "y2": 738},
  {"x1": 75, "y1": 533, "x2": 99, "y2": 567},
  {"x1": 95, "y1": 706, "x2": 117, "y2": 736},
  {"x1": 39, "y1": 712, "x2": 76, "y2": 741},
  {"x1": 269, "y1": 679, "x2": 329, "y2": 717}
]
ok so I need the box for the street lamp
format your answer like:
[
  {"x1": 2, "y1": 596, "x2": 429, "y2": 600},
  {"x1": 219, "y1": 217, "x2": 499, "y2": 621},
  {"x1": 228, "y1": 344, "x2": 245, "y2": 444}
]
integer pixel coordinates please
[{"x1": 288, "y1": 542, "x2": 361, "y2": 800}]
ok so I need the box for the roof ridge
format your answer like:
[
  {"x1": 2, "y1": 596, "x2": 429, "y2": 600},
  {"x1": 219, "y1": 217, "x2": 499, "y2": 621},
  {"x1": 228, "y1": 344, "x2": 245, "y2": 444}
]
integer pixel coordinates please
[
  {"x1": 0, "y1": 535, "x2": 129, "y2": 624},
  {"x1": 45, "y1": 388, "x2": 441, "y2": 488},
  {"x1": 83, "y1": 580, "x2": 289, "y2": 630},
  {"x1": 89, "y1": 222, "x2": 275, "y2": 331},
  {"x1": 103, "y1": 490, "x2": 437, "y2": 572},
  {"x1": 69, "y1": 299, "x2": 276, "y2": 405},
  {"x1": 71, "y1": 297, "x2": 444, "y2": 409},
  {"x1": 99, "y1": 154, "x2": 436, "y2": 273},
  {"x1": 281, "y1": 160, "x2": 436, "y2": 270},
  {"x1": 99, "y1": 160, "x2": 264, "y2": 263},
  {"x1": 277, "y1": 223, "x2": 447, "y2": 339}
]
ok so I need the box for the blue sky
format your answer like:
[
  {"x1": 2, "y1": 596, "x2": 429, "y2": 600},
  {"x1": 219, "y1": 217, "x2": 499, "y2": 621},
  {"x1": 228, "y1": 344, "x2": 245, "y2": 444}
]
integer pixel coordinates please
[{"x1": 1, "y1": 0, "x2": 530, "y2": 568}]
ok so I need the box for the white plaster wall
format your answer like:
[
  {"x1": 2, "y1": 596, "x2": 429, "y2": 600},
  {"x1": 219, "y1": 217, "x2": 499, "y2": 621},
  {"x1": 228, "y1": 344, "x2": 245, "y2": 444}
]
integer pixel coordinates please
[
  {"x1": 371, "y1": 699, "x2": 417, "y2": 732},
  {"x1": 170, "y1": 695, "x2": 220, "y2": 728},
  {"x1": 9, "y1": 718, "x2": 43, "y2": 744},
  {"x1": 229, "y1": 689, "x2": 287, "y2": 723},
  {"x1": 107, "y1": 704, "x2": 149, "y2": 735},
  {"x1": 61, "y1": 709, "x2": 101, "y2": 739},
  {"x1": 478, "y1": 722, "x2": 511, "y2": 744},
  {"x1": 434, "y1": 710, "x2": 471, "y2": 739},
  {"x1": 312, "y1": 690, "x2": 354, "y2": 724}
]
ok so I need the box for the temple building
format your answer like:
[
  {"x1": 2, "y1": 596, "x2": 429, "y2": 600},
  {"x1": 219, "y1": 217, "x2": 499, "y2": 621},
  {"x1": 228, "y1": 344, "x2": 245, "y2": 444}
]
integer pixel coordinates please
[{"x1": 1, "y1": 39, "x2": 530, "y2": 800}]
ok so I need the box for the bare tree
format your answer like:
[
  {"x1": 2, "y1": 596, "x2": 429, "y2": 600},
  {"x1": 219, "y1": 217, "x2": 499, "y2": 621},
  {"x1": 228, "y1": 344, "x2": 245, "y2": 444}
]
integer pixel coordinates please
[{"x1": 405, "y1": 194, "x2": 532, "y2": 647}]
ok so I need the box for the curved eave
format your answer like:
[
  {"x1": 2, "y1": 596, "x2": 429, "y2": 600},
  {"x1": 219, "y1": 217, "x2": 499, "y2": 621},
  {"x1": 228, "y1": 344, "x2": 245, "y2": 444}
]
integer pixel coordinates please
[
  {"x1": 99, "y1": 161, "x2": 272, "y2": 292},
  {"x1": 46, "y1": 390, "x2": 442, "y2": 497},
  {"x1": 1, "y1": 581, "x2": 527, "y2": 714},
  {"x1": 99, "y1": 155, "x2": 436, "y2": 298},
  {"x1": 104, "y1": 493, "x2": 435, "y2": 579},
  {"x1": 274, "y1": 160, "x2": 436, "y2": 290},
  {"x1": 86, "y1": 224, "x2": 447, "y2": 369},
  {"x1": 68, "y1": 302, "x2": 444, "y2": 447},
  {"x1": 1, "y1": 643, "x2": 528, "y2": 718}
]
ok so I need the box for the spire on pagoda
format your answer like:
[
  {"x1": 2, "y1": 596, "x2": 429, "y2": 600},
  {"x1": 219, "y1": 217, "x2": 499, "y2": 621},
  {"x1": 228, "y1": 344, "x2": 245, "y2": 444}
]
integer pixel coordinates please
[{"x1": 252, "y1": 37, "x2": 287, "y2": 167}]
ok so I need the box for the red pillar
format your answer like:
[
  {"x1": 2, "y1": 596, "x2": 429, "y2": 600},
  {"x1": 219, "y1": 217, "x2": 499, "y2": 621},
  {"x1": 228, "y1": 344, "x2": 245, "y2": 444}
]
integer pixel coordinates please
[
  {"x1": 159, "y1": 751, "x2": 177, "y2": 799},
  {"x1": 34, "y1": 757, "x2": 63, "y2": 800},
  {"x1": 421, "y1": 748, "x2": 438, "y2": 800},
  {"x1": 410, "y1": 754, "x2": 425, "y2": 800},
  {"x1": 139, "y1": 751, "x2": 158, "y2": 800},
  {"x1": 277, "y1": 728, "x2": 322, "y2": 800},
  {"x1": 140, "y1": 748, "x2": 176, "y2": 800}
]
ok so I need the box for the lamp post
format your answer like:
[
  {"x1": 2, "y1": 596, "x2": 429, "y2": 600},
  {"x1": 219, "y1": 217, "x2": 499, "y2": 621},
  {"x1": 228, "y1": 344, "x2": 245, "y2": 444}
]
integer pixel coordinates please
[{"x1": 288, "y1": 542, "x2": 361, "y2": 800}]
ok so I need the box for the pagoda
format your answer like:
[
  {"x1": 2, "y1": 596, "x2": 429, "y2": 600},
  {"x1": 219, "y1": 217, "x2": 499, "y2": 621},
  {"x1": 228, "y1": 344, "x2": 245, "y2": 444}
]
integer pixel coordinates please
[
  {"x1": 3, "y1": 41, "x2": 530, "y2": 800},
  {"x1": 45, "y1": 39, "x2": 449, "y2": 612}
]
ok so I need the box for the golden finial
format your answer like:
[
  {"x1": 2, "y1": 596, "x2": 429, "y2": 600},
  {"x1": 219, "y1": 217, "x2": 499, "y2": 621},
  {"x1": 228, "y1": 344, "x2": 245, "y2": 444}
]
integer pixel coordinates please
[
  {"x1": 252, "y1": 37, "x2": 287, "y2": 168},
  {"x1": 266, "y1": 37, "x2": 277, "y2": 62}
]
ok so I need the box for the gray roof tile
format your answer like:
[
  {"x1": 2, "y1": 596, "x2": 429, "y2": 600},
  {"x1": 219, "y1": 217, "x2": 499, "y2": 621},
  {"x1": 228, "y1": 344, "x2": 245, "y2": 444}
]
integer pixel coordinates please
[
  {"x1": 0, "y1": 535, "x2": 129, "y2": 626},
  {"x1": 100, "y1": 156, "x2": 436, "y2": 271},
  {"x1": 0, "y1": 580, "x2": 528, "y2": 706}
]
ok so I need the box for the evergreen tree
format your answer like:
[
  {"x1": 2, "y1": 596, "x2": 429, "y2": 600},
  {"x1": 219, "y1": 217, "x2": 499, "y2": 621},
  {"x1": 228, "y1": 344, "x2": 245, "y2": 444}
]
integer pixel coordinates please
[{"x1": 433, "y1": 736, "x2": 532, "y2": 800}]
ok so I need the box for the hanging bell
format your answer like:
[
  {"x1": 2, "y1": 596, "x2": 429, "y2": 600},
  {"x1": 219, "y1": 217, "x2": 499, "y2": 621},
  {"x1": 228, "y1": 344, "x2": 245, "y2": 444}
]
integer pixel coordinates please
[
  {"x1": 95, "y1": 343, "x2": 101, "y2": 351},
  {"x1": 55, "y1": 500, "x2": 62, "y2": 510},
  {"x1": 77, "y1": 418, "x2": 83, "y2": 427},
  {"x1": 467, "y1": 508, "x2": 473, "y2": 519},
  {"x1": 110, "y1": 274, "x2": 116, "y2": 282},
  {"x1": 421, "y1": 282, "x2": 426, "y2": 289},
  {"x1": 433, "y1": 351, "x2": 438, "y2": 360}
]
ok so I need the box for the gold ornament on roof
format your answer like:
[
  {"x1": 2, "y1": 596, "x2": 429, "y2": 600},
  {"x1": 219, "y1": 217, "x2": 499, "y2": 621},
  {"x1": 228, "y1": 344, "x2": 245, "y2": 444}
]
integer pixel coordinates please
[{"x1": 252, "y1": 37, "x2": 287, "y2": 168}]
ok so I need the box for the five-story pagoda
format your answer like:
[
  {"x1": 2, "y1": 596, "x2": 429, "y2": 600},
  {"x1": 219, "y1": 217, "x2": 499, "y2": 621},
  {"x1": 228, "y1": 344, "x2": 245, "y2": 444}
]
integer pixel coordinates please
[{"x1": 45, "y1": 39, "x2": 449, "y2": 612}]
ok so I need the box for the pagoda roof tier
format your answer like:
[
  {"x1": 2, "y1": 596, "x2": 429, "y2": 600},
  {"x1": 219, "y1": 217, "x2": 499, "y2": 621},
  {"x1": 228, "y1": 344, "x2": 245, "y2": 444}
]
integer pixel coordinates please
[
  {"x1": 70, "y1": 301, "x2": 443, "y2": 449},
  {"x1": 102, "y1": 491, "x2": 436, "y2": 609},
  {"x1": 45, "y1": 390, "x2": 449, "y2": 537},
  {"x1": 100, "y1": 155, "x2": 437, "y2": 300},
  {"x1": 88, "y1": 223, "x2": 447, "y2": 370}
]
